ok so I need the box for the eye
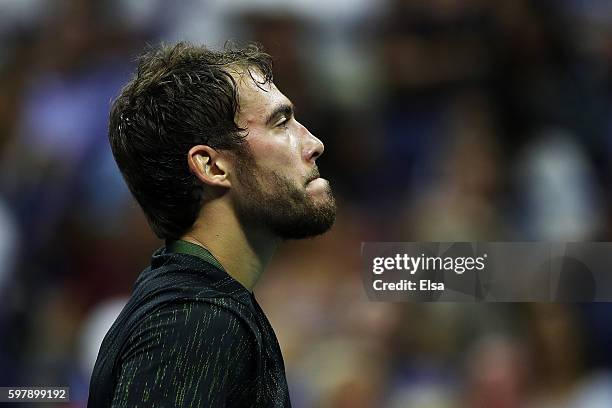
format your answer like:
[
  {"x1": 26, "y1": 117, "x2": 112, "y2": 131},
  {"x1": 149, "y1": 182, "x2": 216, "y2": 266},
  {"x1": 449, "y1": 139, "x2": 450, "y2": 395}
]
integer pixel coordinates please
[{"x1": 275, "y1": 116, "x2": 289, "y2": 128}]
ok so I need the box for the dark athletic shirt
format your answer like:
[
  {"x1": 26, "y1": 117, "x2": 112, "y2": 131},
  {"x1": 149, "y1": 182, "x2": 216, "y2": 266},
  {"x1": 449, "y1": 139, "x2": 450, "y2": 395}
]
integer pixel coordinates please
[{"x1": 87, "y1": 240, "x2": 291, "y2": 408}]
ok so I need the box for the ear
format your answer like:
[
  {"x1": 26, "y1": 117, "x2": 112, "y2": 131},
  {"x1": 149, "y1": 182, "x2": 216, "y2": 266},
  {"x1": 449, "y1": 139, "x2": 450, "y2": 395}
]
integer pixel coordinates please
[{"x1": 187, "y1": 145, "x2": 232, "y2": 188}]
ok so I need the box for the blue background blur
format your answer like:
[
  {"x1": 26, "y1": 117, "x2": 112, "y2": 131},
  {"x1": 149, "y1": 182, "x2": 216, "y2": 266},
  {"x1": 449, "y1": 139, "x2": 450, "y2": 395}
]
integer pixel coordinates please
[{"x1": 1, "y1": 0, "x2": 612, "y2": 407}]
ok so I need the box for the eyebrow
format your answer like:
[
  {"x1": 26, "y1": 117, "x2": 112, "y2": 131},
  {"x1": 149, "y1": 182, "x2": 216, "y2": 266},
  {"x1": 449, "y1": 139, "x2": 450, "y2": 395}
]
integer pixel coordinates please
[{"x1": 265, "y1": 103, "x2": 294, "y2": 127}]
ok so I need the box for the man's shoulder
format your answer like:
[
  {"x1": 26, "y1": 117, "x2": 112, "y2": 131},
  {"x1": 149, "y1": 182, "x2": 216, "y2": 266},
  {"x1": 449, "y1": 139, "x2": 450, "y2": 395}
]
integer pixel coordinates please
[
  {"x1": 133, "y1": 297, "x2": 256, "y2": 336},
  {"x1": 111, "y1": 254, "x2": 260, "y2": 362},
  {"x1": 106, "y1": 300, "x2": 264, "y2": 408},
  {"x1": 121, "y1": 297, "x2": 261, "y2": 363}
]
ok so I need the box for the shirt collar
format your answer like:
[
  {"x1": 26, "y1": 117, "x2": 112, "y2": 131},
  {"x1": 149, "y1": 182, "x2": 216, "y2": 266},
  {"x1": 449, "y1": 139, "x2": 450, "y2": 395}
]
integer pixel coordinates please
[
  {"x1": 165, "y1": 239, "x2": 227, "y2": 273},
  {"x1": 143, "y1": 242, "x2": 255, "y2": 310}
]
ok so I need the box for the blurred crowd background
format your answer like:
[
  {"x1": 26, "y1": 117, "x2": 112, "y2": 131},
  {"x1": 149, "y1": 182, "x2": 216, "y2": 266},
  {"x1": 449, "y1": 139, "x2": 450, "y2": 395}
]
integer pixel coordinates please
[{"x1": 1, "y1": 0, "x2": 612, "y2": 407}]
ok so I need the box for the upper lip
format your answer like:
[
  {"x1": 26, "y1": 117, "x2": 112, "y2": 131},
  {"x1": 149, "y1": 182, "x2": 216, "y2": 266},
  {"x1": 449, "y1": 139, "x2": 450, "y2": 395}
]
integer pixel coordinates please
[{"x1": 305, "y1": 169, "x2": 320, "y2": 184}]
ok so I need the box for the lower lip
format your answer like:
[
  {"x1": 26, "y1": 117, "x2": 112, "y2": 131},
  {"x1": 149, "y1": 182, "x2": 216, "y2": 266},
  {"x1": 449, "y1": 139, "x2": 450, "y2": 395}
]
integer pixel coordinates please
[{"x1": 306, "y1": 177, "x2": 328, "y2": 191}]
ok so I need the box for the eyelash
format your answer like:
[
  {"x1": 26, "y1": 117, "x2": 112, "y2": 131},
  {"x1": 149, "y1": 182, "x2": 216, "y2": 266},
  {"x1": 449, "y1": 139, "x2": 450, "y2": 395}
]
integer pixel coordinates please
[{"x1": 277, "y1": 118, "x2": 289, "y2": 128}]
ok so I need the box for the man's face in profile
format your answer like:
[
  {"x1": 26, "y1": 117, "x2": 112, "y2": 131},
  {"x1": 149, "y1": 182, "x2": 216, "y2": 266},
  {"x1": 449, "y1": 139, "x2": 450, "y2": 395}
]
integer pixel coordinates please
[{"x1": 230, "y1": 70, "x2": 336, "y2": 239}]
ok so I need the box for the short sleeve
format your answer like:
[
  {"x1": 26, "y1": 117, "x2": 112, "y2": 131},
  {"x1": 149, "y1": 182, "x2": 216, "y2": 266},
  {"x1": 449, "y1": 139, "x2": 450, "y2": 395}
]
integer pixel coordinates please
[{"x1": 110, "y1": 300, "x2": 258, "y2": 408}]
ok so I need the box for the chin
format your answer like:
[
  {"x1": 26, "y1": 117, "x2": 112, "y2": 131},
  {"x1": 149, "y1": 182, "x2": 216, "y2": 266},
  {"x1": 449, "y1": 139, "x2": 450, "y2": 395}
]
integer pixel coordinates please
[{"x1": 277, "y1": 198, "x2": 337, "y2": 240}]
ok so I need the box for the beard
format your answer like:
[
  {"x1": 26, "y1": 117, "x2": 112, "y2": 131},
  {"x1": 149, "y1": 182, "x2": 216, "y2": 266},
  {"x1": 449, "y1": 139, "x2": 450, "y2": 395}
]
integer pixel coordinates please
[{"x1": 232, "y1": 148, "x2": 337, "y2": 240}]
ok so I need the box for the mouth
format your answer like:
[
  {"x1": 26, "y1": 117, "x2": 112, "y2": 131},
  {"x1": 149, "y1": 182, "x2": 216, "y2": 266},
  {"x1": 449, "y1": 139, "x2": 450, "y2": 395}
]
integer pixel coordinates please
[{"x1": 305, "y1": 170, "x2": 321, "y2": 186}]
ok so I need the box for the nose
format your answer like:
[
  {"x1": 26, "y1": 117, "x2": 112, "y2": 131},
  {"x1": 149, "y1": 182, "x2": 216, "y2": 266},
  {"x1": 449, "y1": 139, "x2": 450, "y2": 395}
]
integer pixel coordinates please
[{"x1": 300, "y1": 121, "x2": 324, "y2": 163}]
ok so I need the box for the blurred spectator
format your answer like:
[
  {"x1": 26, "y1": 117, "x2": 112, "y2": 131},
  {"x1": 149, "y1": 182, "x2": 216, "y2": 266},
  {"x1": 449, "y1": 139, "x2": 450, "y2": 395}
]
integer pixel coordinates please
[{"x1": 513, "y1": 131, "x2": 603, "y2": 240}]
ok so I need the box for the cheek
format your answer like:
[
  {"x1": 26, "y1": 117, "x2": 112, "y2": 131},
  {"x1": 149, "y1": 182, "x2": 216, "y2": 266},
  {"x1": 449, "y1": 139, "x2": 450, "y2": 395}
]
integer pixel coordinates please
[{"x1": 248, "y1": 132, "x2": 300, "y2": 170}]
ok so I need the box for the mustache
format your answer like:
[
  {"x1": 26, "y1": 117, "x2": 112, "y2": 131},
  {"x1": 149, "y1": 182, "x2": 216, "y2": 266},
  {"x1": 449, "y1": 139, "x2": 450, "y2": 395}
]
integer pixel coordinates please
[{"x1": 305, "y1": 167, "x2": 320, "y2": 185}]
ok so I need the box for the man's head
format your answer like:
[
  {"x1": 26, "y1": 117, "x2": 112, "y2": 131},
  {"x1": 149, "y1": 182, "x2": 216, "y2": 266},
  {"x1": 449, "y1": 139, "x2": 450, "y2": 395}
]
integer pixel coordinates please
[{"x1": 109, "y1": 42, "x2": 336, "y2": 241}]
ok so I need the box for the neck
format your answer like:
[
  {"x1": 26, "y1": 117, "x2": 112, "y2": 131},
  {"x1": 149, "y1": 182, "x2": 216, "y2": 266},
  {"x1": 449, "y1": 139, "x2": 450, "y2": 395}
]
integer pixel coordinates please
[{"x1": 180, "y1": 199, "x2": 279, "y2": 292}]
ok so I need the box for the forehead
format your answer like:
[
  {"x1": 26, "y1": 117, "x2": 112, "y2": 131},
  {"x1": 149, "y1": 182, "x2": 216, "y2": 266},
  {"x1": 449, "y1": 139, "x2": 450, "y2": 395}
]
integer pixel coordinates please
[{"x1": 233, "y1": 69, "x2": 290, "y2": 126}]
